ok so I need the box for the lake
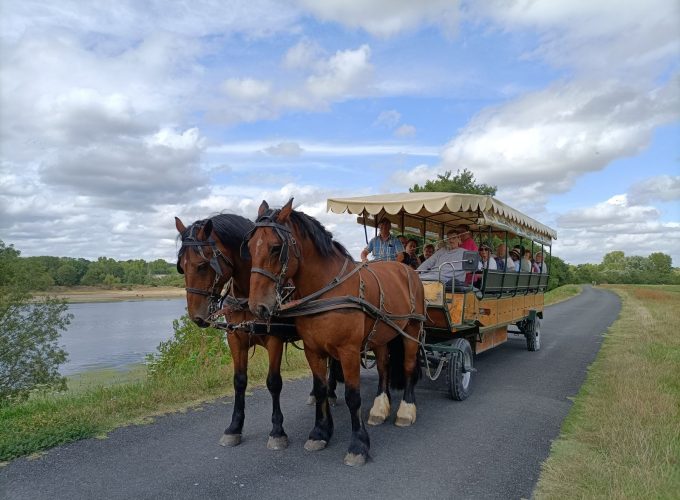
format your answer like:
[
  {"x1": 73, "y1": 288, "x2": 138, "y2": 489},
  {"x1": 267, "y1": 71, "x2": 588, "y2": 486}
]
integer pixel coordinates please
[{"x1": 59, "y1": 299, "x2": 187, "y2": 375}]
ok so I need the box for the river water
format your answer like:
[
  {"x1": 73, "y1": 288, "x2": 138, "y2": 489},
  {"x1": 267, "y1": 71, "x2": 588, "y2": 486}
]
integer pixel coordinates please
[{"x1": 59, "y1": 299, "x2": 187, "y2": 375}]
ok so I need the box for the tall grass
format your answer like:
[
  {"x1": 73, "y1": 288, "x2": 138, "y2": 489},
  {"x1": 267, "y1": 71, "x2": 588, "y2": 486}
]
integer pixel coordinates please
[
  {"x1": 534, "y1": 285, "x2": 680, "y2": 498},
  {"x1": 0, "y1": 318, "x2": 309, "y2": 462},
  {"x1": 544, "y1": 284, "x2": 582, "y2": 306}
]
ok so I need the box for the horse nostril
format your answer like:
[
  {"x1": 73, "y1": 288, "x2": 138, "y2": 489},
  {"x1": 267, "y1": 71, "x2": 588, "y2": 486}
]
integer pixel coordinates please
[
  {"x1": 192, "y1": 316, "x2": 209, "y2": 328},
  {"x1": 256, "y1": 304, "x2": 271, "y2": 319}
]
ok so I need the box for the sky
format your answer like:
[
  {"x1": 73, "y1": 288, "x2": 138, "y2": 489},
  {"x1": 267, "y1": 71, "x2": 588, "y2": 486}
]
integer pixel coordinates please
[{"x1": 1, "y1": 0, "x2": 679, "y2": 266}]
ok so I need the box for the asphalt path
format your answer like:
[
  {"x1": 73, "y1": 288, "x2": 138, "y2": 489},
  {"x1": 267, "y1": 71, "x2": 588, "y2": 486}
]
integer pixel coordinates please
[{"x1": 1, "y1": 286, "x2": 620, "y2": 500}]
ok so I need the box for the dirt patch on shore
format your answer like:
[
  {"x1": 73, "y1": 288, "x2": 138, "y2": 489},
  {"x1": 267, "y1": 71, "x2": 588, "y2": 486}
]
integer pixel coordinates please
[{"x1": 36, "y1": 286, "x2": 186, "y2": 303}]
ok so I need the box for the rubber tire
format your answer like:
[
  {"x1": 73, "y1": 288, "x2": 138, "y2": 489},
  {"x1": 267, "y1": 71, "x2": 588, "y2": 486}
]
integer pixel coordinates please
[
  {"x1": 525, "y1": 317, "x2": 541, "y2": 352},
  {"x1": 447, "y1": 338, "x2": 473, "y2": 401}
]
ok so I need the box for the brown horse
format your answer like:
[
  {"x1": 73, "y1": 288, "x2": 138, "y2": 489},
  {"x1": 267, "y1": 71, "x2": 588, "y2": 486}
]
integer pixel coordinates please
[
  {"x1": 175, "y1": 214, "x2": 291, "y2": 450},
  {"x1": 247, "y1": 199, "x2": 425, "y2": 466}
]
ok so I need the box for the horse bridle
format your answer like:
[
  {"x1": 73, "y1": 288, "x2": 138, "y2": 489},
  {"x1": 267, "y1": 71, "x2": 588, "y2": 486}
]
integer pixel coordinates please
[
  {"x1": 178, "y1": 227, "x2": 235, "y2": 314},
  {"x1": 245, "y1": 215, "x2": 299, "y2": 311}
]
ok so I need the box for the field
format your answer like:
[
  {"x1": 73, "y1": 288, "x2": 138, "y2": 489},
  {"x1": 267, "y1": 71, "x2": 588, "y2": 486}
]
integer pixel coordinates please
[
  {"x1": 33, "y1": 285, "x2": 185, "y2": 303},
  {"x1": 534, "y1": 285, "x2": 680, "y2": 498}
]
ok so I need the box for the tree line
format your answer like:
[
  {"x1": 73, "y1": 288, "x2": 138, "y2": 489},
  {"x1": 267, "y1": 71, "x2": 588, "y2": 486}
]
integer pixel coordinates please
[{"x1": 0, "y1": 240, "x2": 182, "y2": 290}]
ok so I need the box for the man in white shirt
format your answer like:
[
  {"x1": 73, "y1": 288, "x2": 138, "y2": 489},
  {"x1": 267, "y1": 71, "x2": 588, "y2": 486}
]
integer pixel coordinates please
[{"x1": 417, "y1": 229, "x2": 466, "y2": 285}]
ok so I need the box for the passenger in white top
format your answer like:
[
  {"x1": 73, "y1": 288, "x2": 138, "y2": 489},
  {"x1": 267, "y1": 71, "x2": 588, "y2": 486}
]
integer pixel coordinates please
[{"x1": 417, "y1": 229, "x2": 466, "y2": 284}]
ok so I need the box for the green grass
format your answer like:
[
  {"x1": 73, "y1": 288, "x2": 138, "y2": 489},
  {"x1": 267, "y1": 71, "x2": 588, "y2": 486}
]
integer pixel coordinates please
[
  {"x1": 544, "y1": 284, "x2": 582, "y2": 306},
  {"x1": 534, "y1": 285, "x2": 680, "y2": 499},
  {"x1": 0, "y1": 348, "x2": 310, "y2": 462}
]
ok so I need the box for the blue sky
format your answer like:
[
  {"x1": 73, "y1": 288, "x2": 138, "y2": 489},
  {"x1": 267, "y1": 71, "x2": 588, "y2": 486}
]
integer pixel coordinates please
[{"x1": 1, "y1": 0, "x2": 678, "y2": 265}]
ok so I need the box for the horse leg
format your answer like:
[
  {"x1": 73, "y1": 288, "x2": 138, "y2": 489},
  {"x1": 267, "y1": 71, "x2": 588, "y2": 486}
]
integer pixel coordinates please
[
  {"x1": 367, "y1": 345, "x2": 391, "y2": 426},
  {"x1": 265, "y1": 336, "x2": 288, "y2": 450},
  {"x1": 340, "y1": 350, "x2": 370, "y2": 467},
  {"x1": 307, "y1": 358, "x2": 339, "y2": 406},
  {"x1": 328, "y1": 358, "x2": 338, "y2": 407},
  {"x1": 220, "y1": 333, "x2": 249, "y2": 446},
  {"x1": 303, "y1": 350, "x2": 334, "y2": 452},
  {"x1": 395, "y1": 327, "x2": 421, "y2": 427}
]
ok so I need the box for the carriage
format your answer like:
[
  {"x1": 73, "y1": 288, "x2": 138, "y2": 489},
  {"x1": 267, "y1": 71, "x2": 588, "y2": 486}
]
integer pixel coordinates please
[
  {"x1": 326, "y1": 192, "x2": 556, "y2": 400},
  {"x1": 176, "y1": 192, "x2": 555, "y2": 465}
]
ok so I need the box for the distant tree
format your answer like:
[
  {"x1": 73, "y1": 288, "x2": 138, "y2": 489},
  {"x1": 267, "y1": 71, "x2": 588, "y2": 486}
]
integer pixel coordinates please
[
  {"x1": 571, "y1": 263, "x2": 602, "y2": 284},
  {"x1": 54, "y1": 263, "x2": 80, "y2": 286},
  {"x1": 648, "y1": 252, "x2": 672, "y2": 280},
  {"x1": 547, "y1": 255, "x2": 572, "y2": 290},
  {"x1": 410, "y1": 169, "x2": 497, "y2": 195}
]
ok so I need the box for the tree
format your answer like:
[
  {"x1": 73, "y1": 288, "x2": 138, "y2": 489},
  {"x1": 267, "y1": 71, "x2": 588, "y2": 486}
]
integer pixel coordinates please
[
  {"x1": 410, "y1": 169, "x2": 497, "y2": 195},
  {"x1": 0, "y1": 240, "x2": 72, "y2": 402}
]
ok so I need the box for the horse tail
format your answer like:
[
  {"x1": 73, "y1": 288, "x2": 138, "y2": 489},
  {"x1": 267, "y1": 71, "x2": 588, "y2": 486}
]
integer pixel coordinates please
[
  {"x1": 388, "y1": 336, "x2": 406, "y2": 390},
  {"x1": 329, "y1": 357, "x2": 345, "y2": 384}
]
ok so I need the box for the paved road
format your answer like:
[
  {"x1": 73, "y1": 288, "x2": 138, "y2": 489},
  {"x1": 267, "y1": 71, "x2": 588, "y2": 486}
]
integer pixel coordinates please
[{"x1": 1, "y1": 286, "x2": 620, "y2": 500}]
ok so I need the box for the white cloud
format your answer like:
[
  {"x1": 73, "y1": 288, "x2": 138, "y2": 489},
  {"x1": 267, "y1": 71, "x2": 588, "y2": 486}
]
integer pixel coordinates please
[
  {"x1": 628, "y1": 175, "x2": 680, "y2": 205},
  {"x1": 473, "y1": 0, "x2": 680, "y2": 77},
  {"x1": 222, "y1": 78, "x2": 272, "y2": 100},
  {"x1": 553, "y1": 193, "x2": 680, "y2": 264},
  {"x1": 304, "y1": 44, "x2": 373, "y2": 102},
  {"x1": 374, "y1": 110, "x2": 401, "y2": 128},
  {"x1": 296, "y1": 0, "x2": 460, "y2": 37},
  {"x1": 432, "y1": 77, "x2": 679, "y2": 199},
  {"x1": 283, "y1": 39, "x2": 324, "y2": 70},
  {"x1": 263, "y1": 142, "x2": 304, "y2": 156},
  {"x1": 394, "y1": 124, "x2": 416, "y2": 138}
]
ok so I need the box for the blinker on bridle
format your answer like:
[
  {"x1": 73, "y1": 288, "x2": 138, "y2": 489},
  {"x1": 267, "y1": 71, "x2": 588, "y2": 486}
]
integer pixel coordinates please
[{"x1": 178, "y1": 225, "x2": 235, "y2": 312}]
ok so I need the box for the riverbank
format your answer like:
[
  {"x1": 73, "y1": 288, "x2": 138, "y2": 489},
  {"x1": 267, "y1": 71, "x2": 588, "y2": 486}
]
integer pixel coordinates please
[{"x1": 34, "y1": 285, "x2": 185, "y2": 303}]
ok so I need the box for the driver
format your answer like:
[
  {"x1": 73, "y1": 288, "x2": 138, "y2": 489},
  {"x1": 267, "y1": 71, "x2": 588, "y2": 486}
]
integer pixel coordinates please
[{"x1": 360, "y1": 217, "x2": 404, "y2": 262}]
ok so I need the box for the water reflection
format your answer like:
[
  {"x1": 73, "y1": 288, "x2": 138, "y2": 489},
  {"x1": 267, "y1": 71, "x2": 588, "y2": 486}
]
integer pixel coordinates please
[{"x1": 59, "y1": 299, "x2": 186, "y2": 375}]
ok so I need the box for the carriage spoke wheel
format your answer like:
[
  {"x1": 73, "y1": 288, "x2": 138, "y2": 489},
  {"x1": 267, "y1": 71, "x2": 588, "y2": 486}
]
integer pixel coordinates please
[
  {"x1": 446, "y1": 338, "x2": 473, "y2": 401},
  {"x1": 525, "y1": 317, "x2": 541, "y2": 352}
]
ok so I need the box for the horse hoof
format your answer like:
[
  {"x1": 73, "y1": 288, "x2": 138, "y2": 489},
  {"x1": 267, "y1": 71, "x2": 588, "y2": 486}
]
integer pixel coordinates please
[
  {"x1": 394, "y1": 401, "x2": 417, "y2": 427},
  {"x1": 367, "y1": 414, "x2": 386, "y2": 426},
  {"x1": 267, "y1": 436, "x2": 289, "y2": 450},
  {"x1": 304, "y1": 439, "x2": 327, "y2": 452},
  {"x1": 219, "y1": 434, "x2": 242, "y2": 447},
  {"x1": 343, "y1": 452, "x2": 366, "y2": 467},
  {"x1": 329, "y1": 397, "x2": 337, "y2": 407},
  {"x1": 306, "y1": 395, "x2": 316, "y2": 405}
]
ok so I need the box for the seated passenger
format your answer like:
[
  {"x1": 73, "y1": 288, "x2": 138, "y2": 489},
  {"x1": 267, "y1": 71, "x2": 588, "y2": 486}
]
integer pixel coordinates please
[
  {"x1": 401, "y1": 238, "x2": 420, "y2": 270},
  {"x1": 417, "y1": 229, "x2": 466, "y2": 287},
  {"x1": 473, "y1": 242, "x2": 497, "y2": 285},
  {"x1": 521, "y1": 248, "x2": 532, "y2": 272},
  {"x1": 360, "y1": 218, "x2": 404, "y2": 262},
  {"x1": 495, "y1": 243, "x2": 511, "y2": 271},
  {"x1": 509, "y1": 248, "x2": 521, "y2": 272},
  {"x1": 534, "y1": 251, "x2": 548, "y2": 273},
  {"x1": 455, "y1": 224, "x2": 478, "y2": 251},
  {"x1": 419, "y1": 243, "x2": 435, "y2": 264}
]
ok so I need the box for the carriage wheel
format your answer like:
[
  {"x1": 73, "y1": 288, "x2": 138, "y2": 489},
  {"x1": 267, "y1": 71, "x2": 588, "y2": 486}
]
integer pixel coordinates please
[
  {"x1": 447, "y1": 338, "x2": 473, "y2": 401},
  {"x1": 525, "y1": 317, "x2": 541, "y2": 352}
]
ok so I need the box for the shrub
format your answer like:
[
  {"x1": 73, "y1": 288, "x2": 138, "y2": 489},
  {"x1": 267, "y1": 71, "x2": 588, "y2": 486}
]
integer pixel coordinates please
[{"x1": 145, "y1": 315, "x2": 232, "y2": 378}]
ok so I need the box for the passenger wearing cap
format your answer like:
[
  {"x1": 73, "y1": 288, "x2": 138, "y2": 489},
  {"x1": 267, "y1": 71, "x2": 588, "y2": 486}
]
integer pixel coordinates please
[
  {"x1": 509, "y1": 248, "x2": 521, "y2": 272},
  {"x1": 455, "y1": 224, "x2": 478, "y2": 251},
  {"x1": 360, "y1": 217, "x2": 404, "y2": 262},
  {"x1": 417, "y1": 229, "x2": 466, "y2": 286}
]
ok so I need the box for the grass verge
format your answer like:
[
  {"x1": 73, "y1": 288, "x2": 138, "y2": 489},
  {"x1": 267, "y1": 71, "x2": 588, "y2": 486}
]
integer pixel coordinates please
[
  {"x1": 544, "y1": 284, "x2": 582, "y2": 306},
  {"x1": 534, "y1": 285, "x2": 680, "y2": 498},
  {"x1": 0, "y1": 347, "x2": 309, "y2": 462}
]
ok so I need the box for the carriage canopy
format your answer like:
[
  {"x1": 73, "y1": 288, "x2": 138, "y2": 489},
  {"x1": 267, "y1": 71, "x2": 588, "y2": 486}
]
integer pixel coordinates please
[{"x1": 327, "y1": 192, "x2": 557, "y2": 245}]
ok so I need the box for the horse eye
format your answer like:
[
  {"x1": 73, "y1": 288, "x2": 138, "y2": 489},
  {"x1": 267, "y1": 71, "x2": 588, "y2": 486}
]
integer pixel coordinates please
[
  {"x1": 197, "y1": 262, "x2": 209, "y2": 271},
  {"x1": 270, "y1": 244, "x2": 282, "y2": 255}
]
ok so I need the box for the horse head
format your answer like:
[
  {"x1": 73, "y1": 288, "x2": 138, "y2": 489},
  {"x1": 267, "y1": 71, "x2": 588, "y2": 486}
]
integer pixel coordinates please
[
  {"x1": 176, "y1": 214, "x2": 251, "y2": 327},
  {"x1": 247, "y1": 198, "x2": 301, "y2": 320}
]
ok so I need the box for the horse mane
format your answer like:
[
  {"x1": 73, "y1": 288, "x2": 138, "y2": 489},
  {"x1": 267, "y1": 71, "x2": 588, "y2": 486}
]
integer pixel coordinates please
[
  {"x1": 259, "y1": 208, "x2": 353, "y2": 260},
  {"x1": 177, "y1": 213, "x2": 254, "y2": 260}
]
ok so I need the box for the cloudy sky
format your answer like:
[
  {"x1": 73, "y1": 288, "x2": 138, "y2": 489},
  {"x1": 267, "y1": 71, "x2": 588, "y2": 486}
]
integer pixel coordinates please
[{"x1": 1, "y1": 0, "x2": 678, "y2": 265}]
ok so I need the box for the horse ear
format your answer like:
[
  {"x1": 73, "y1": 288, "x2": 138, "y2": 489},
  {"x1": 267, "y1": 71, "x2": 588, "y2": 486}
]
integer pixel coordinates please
[
  {"x1": 277, "y1": 197, "x2": 294, "y2": 223},
  {"x1": 258, "y1": 200, "x2": 269, "y2": 218},
  {"x1": 199, "y1": 219, "x2": 213, "y2": 239},
  {"x1": 175, "y1": 217, "x2": 186, "y2": 234}
]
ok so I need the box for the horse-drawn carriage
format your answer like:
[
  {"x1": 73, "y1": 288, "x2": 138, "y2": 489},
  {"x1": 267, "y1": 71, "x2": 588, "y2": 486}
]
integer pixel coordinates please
[
  {"x1": 175, "y1": 192, "x2": 555, "y2": 466},
  {"x1": 327, "y1": 192, "x2": 556, "y2": 400}
]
